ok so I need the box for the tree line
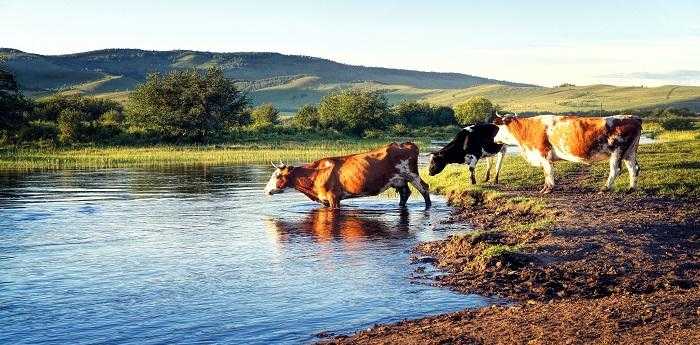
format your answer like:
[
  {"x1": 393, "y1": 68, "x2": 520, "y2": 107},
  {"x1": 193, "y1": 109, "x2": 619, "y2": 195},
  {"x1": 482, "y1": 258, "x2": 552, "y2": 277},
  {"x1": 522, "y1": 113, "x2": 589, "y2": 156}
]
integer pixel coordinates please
[{"x1": 1, "y1": 65, "x2": 503, "y2": 145}]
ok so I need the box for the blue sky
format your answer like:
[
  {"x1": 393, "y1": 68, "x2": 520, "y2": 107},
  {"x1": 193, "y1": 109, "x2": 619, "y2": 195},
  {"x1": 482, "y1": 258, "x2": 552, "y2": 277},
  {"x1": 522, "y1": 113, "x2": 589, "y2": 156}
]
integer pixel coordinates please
[{"x1": 1, "y1": 0, "x2": 698, "y2": 86}]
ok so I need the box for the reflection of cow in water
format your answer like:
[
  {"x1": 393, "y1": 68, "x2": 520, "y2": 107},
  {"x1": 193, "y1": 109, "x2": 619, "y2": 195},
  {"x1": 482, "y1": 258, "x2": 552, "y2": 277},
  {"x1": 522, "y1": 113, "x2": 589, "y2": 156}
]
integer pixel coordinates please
[
  {"x1": 267, "y1": 208, "x2": 410, "y2": 243},
  {"x1": 263, "y1": 142, "x2": 431, "y2": 209}
]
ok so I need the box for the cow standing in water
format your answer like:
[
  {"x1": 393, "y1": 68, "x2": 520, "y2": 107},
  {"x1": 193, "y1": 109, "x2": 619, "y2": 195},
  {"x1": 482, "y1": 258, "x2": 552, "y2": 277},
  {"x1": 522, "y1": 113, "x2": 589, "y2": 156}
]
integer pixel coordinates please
[
  {"x1": 264, "y1": 142, "x2": 431, "y2": 209},
  {"x1": 428, "y1": 124, "x2": 507, "y2": 184},
  {"x1": 493, "y1": 114, "x2": 642, "y2": 193}
]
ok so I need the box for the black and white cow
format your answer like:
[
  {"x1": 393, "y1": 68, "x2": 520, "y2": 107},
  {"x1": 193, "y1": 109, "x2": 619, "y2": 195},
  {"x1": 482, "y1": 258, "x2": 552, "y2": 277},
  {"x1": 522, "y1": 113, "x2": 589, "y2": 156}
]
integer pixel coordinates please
[{"x1": 428, "y1": 124, "x2": 506, "y2": 184}]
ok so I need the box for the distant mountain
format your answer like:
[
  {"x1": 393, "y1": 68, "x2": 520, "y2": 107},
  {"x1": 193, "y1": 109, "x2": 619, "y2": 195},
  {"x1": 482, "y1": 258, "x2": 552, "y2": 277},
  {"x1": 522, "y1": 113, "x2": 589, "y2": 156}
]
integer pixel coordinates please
[
  {"x1": 4, "y1": 48, "x2": 698, "y2": 113},
  {"x1": 0, "y1": 48, "x2": 530, "y2": 92}
]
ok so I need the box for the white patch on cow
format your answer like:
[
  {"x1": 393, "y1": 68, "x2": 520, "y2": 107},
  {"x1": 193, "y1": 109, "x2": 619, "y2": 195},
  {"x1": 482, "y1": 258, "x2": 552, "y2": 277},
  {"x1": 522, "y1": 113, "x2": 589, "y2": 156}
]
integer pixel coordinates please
[
  {"x1": 377, "y1": 159, "x2": 411, "y2": 194},
  {"x1": 494, "y1": 125, "x2": 519, "y2": 146},
  {"x1": 263, "y1": 169, "x2": 284, "y2": 195},
  {"x1": 465, "y1": 154, "x2": 478, "y2": 168},
  {"x1": 522, "y1": 147, "x2": 548, "y2": 167},
  {"x1": 463, "y1": 125, "x2": 474, "y2": 132}
]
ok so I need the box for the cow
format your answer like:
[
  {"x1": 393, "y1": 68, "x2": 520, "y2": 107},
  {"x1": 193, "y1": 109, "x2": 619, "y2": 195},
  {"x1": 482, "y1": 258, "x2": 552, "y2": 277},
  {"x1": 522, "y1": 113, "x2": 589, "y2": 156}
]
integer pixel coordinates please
[
  {"x1": 492, "y1": 114, "x2": 642, "y2": 193},
  {"x1": 263, "y1": 142, "x2": 431, "y2": 209},
  {"x1": 428, "y1": 124, "x2": 507, "y2": 184}
]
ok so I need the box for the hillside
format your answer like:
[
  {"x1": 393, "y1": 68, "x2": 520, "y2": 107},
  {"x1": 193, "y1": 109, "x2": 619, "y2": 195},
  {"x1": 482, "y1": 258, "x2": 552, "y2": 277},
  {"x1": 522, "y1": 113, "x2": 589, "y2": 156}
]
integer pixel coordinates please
[
  {"x1": 422, "y1": 84, "x2": 700, "y2": 113},
  {"x1": 2, "y1": 48, "x2": 699, "y2": 113}
]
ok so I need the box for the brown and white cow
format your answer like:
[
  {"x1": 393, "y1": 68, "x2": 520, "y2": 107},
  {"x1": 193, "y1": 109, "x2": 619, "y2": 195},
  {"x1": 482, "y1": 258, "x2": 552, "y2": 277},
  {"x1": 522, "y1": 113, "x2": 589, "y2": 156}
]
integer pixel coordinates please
[
  {"x1": 263, "y1": 142, "x2": 431, "y2": 208},
  {"x1": 493, "y1": 114, "x2": 642, "y2": 193}
]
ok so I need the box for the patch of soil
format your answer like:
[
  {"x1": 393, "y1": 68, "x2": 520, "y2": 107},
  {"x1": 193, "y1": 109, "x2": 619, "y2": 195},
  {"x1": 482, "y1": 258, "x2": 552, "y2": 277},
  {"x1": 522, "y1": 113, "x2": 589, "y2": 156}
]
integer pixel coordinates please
[
  {"x1": 322, "y1": 289, "x2": 700, "y2": 345},
  {"x1": 319, "y1": 177, "x2": 700, "y2": 344}
]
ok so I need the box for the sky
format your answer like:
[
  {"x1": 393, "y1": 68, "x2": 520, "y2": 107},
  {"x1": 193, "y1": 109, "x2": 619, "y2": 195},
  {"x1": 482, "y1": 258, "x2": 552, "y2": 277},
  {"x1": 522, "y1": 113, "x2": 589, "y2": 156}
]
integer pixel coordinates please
[{"x1": 1, "y1": 0, "x2": 699, "y2": 86}]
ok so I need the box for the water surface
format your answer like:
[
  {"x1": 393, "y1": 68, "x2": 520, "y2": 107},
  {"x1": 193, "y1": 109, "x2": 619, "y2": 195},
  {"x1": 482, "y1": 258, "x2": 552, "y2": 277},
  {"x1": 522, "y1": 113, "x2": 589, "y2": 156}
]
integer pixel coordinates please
[{"x1": 0, "y1": 166, "x2": 492, "y2": 344}]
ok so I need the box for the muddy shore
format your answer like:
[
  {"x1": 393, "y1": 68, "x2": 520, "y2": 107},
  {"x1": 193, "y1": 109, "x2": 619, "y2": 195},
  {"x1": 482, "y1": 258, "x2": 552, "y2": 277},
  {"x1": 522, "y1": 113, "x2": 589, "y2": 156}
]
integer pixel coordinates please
[{"x1": 320, "y1": 181, "x2": 700, "y2": 344}]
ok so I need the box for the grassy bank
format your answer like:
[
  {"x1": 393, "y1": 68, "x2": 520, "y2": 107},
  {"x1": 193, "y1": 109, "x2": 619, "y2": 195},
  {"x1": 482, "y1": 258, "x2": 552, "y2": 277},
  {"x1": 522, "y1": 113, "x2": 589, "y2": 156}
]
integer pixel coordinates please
[{"x1": 0, "y1": 139, "x2": 417, "y2": 170}]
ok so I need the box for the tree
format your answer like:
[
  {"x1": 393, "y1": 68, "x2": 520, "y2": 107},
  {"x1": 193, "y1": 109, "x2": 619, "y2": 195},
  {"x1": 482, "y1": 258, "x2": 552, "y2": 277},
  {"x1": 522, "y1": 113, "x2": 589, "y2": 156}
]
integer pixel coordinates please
[
  {"x1": 250, "y1": 103, "x2": 279, "y2": 128},
  {"x1": 317, "y1": 89, "x2": 391, "y2": 135},
  {"x1": 292, "y1": 104, "x2": 319, "y2": 128},
  {"x1": 393, "y1": 100, "x2": 457, "y2": 127},
  {"x1": 454, "y1": 97, "x2": 494, "y2": 125},
  {"x1": 0, "y1": 67, "x2": 31, "y2": 132},
  {"x1": 126, "y1": 67, "x2": 248, "y2": 141},
  {"x1": 393, "y1": 100, "x2": 432, "y2": 127},
  {"x1": 57, "y1": 109, "x2": 87, "y2": 142},
  {"x1": 433, "y1": 105, "x2": 457, "y2": 126},
  {"x1": 33, "y1": 94, "x2": 122, "y2": 122}
]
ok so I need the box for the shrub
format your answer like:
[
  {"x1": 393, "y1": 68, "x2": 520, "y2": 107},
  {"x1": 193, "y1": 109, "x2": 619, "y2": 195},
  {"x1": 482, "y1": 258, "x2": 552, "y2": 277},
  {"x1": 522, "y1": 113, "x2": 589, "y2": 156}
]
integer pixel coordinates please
[
  {"x1": 250, "y1": 103, "x2": 280, "y2": 128},
  {"x1": 34, "y1": 94, "x2": 122, "y2": 122},
  {"x1": 292, "y1": 104, "x2": 319, "y2": 128},
  {"x1": 17, "y1": 120, "x2": 58, "y2": 142},
  {"x1": 99, "y1": 109, "x2": 124, "y2": 126},
  {"x1": 390, "y1": 123, "x2": 409, "y2": 136},
  {"x1": 454, "y1": 97, "x2": 494, "y2": 125},
  {"x1": 57, "y1": 109, "x2": 87, "y2": 142},
  {"x1": 393, "y1": 100, "x2": 457, "y2": 127},
  {"x1": 660, "y1": 117, "x2": 695, "y2": 131},
  {"x1": 318, "y1": 89, "x2": 391, "y2": 135},
  {"x1": 0, "y1": 68, "x2": 32, "y2": 131}
]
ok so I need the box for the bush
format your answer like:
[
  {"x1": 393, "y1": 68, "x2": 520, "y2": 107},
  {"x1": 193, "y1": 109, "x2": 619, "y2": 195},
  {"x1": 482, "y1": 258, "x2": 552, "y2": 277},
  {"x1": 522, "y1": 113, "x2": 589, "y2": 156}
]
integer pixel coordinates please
[
  {"x1": 660, "y1": 117, "x2": 695, "y2": 131},
  {"x1": 318, "y1": 89, "x2": 391, "y2": 135},
  {"x1": 250, "y1": 103, "x2": 280, "y2": 128},
  {"x1": 126, "y1": 67, "x2": 248, "y2": 141},
  {"x1": 454, "y1": 97, "x2": 494, "y2": 125},
  {"x1": 292, "y1": 104, "x2": 319, "y2": 128},
  {"x1": 99, "y1": 109, "x2": 124, "y2": 126},
  {"x1": 393, "y1": 100, "x2": 457, "y2": 127},
  {"x1": 17, "y1": 121, "x2": 58, "y2": 142},
  {"x1": 0, "y1": 68, "x2": 32, "y2": 131},
  {"x1": 390, "y1": 123, "x2": 409, "y2": 136},
  {"x1": 57, "y1": 109, "x2": 87, "y2": 142},
  {"x1": 34, "y1": 94, "x2": 122, "y2": 122}
]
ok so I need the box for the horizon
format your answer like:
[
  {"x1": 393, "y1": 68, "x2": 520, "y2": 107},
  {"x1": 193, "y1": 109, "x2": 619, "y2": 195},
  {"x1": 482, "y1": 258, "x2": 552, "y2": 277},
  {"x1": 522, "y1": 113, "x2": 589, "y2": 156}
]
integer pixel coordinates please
[{"x1": 1, "y1": 0, "x2": 699, "y2": 87}]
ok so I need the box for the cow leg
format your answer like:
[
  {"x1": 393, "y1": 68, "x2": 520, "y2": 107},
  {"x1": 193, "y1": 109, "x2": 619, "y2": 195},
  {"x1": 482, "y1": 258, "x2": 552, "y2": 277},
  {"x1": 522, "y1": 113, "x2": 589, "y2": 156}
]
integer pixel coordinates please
[
  {"x1": 396, "y1": 186, "x2": 411, "y2": 207},
  {"x1": 408, "y1": 175, "x2": 431, "y2": 208},
  {"x1": 602, "y1": 148, "x2": 623, "y2": 192},
  {"x1": 623, "y1": 151, "x2": 640, "y2": 192},
  {"x1": 482, "y1": 157, "x2": 493, "y2": 182},
  {"x1": 623, "y1": 136, "x2": 641, "y2": 191},
  {"x1": 540, "y1": 159, "x2": 555, "y2": 193},
  {"x1": 468, "y1": 157, "x2": 478, "y2": 185},
  {"x1": 493, "y1": 146, "x2": 506, "y2": 184}
]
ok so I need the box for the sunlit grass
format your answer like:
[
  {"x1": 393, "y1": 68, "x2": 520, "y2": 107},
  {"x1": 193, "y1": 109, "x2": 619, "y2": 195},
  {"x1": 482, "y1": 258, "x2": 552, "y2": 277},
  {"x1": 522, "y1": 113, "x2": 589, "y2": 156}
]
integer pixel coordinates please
[{"x1": 0, "y1": 140, "x2": 416, "y2": 171}]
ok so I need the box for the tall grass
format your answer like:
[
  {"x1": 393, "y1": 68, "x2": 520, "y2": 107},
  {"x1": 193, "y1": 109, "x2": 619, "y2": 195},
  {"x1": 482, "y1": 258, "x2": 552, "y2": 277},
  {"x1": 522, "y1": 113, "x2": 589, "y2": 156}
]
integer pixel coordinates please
[{"x1": 0, "y1": 140, "x2": 427, "y2": 171}]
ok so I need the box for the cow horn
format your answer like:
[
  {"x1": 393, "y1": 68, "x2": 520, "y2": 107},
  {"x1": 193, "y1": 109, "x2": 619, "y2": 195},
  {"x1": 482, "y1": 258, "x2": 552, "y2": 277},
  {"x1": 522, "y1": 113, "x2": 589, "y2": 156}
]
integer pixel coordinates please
[
  {"x1": 495, "y1": 111, "x2": 501, "y2": 118},
  {"x1": 271, "y1": 161, "x2": 279, "y2": 169}
]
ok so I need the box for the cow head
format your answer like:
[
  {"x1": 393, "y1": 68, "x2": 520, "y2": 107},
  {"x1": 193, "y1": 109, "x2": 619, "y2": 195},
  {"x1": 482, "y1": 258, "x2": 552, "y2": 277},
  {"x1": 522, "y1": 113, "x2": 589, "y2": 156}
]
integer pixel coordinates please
[
  {"x1": 492, "y1": 111, "x2": 517, "y2": 125},
  {"x1": 428, "y1": 151, "x2": 449, "y2": 176},
  {"x1": 264, "y1": 162, "x2": 294, "y2": 195}
]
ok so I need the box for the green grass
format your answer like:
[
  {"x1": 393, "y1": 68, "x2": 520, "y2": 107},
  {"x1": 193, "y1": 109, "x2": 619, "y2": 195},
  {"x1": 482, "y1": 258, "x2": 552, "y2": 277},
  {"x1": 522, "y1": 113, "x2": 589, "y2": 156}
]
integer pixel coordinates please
[
  {"x1": 421, "y1": 84, "x2": 700, "y2": 113},
  {"x1": 478, "y1": 244, "x2": 521, "y2": 260},
  {"x1": 0, "y1": 140, "x2": 405, "y2": 171}
]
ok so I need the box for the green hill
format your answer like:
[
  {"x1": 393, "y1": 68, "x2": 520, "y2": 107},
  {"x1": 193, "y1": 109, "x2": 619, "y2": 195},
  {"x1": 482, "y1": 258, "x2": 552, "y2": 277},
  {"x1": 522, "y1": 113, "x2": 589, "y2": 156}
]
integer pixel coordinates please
[{"x1": 2, "y1": 48, "x2": 699, "y2": 113}]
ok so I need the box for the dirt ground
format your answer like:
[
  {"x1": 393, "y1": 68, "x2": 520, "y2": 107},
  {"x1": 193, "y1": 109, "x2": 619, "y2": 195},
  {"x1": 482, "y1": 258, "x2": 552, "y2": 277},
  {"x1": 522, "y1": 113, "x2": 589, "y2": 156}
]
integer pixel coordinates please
[{"x1": 319, "y1": 180, "x2": 700, "y2": 344}]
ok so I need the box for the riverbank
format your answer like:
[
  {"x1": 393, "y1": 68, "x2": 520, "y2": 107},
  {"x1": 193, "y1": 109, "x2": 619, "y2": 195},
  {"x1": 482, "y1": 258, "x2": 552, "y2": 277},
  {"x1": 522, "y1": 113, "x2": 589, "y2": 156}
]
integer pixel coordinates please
[
  {"x1": 321, "y1": 127, "x2": 700, "y2": 344},
  {"x1": 0, "y1": 139, "x2": 432, "y2": 170}
]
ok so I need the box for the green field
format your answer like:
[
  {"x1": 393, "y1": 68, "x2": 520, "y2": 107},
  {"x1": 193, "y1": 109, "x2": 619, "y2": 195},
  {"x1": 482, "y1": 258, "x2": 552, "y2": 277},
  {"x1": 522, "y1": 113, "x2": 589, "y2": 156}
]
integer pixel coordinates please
[
  {"x1": 0, "y1": 139, "x2": 429, "y2": 171},
  {"x1": 423, "y1": 123, "x2": 700, "y2": 199}
]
